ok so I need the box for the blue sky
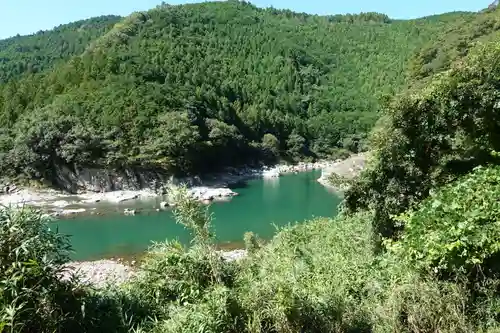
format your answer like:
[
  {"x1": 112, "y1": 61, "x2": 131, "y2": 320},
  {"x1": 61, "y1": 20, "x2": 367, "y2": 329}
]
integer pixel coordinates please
[{"x1": 0, "y1": 0, "x2": 492, "y2": 39}]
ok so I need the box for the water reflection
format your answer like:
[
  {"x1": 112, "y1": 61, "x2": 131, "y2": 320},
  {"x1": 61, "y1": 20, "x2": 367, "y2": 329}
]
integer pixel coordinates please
[{"x1": 262, "y1": 177, "x2": 279, "y2": 202}]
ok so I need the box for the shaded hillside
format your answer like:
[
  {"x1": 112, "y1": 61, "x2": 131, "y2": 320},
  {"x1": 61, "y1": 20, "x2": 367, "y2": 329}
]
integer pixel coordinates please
[
  {"x1": 409, "y1": 6, "x2": 500, "y2": 81},
  {"x1": 0, "y1": 1, "x2": 487, "y2": 183},
  {"x1": 0, "y1": 15, "x2": 121, "y2": 83}
]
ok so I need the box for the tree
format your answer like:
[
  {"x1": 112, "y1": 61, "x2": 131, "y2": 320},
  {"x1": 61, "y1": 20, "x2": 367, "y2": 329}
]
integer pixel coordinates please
[
  {"x1": 286, "y1": 133, "x2": 307, "y2": 160},
  {"x1": 345, "y1": 40, "x2": 500, "y2": 242},
  {"x1": 261, "y1": 133, "x2": 280, "y2": 160}
]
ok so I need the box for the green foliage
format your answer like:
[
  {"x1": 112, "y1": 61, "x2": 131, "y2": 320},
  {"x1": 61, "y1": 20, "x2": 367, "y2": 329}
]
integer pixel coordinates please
[
  {"x1": 128, "y1": 241, "x2": 234, "y2": 306},
  {"x1": 0, "y1": 16, "x2": 120, "y2": 83},
  {"x1": 367, "y1": 260, "x2": 472, "y2": 333},
  {"x1": 408, "y1": 9, "x2": 500, "y2": 81},
  {"x1": 0, "y1": 208, "x2": 80, "y2": 332},
  {"x1": 3, "y1": 193, "x2": 500, "y2": 332},
  {"x1": 388, "y1": 166, "x2": 500, "y2": 280},
  {"x1": 243, "y1": 231, "x2": 261, "y2": 255},
  {"x1": 124, "y1": 184, "x2": 238, "y2": 331},
  {"x1": 345, "y1": 39, "x2": 500, "y2": 240},
  {"x1": 326, "y1": 172, "x2": 353, "y2": 191},
  {"x1": 261, "y1": 133, "x2": 280, "y2": 161},
  {"x1": 236, "y1": 213, "x2": 375, "y2": 332},
  {"x1": 0, "y1": 1, "x2": 475, "y2": 184},
  {"x1": 148, "y1": 286, "x2": 242, "y2": 333},
  {"x1": 0, "y1": 207, "x2": 155, "y2": 333},
  {"x1": 286, "y1": 132, "x2": 309, "y2": 161},
  {"x1": 4, "y1": 3, "x2": 500, "y2": 333}
]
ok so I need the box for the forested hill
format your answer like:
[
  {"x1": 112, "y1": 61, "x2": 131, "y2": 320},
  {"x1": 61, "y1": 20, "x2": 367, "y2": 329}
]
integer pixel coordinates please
[
  {"x1": 0, "y1": 15, "x2": 121, "y2": 83},
  {"x1": 0, "y1": 1, "x2": 494, "y2": 184},
  {"x1": 409, "y1": 5, "x2": 500, "y2": 81}
]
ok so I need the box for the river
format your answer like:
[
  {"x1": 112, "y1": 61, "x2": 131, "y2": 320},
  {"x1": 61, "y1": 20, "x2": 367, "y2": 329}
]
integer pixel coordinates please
[{"x1": 53, "y1": 170, "x2": 341, "y2": 261}]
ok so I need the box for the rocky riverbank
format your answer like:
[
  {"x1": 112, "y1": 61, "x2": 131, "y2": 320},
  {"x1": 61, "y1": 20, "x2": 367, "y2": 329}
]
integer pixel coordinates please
[
  {"x1": 61, "y1": 260, "x2": 136, "y2": 288},
  {"x1": 317, "y1": 153, "x2": 369, "y2": 191},
  {"x1": 61, "y1": 249, "x2": 248, "y2": 288},
  {"x1": 0, "y1": 158, "x2": 345, "y2": 216}
]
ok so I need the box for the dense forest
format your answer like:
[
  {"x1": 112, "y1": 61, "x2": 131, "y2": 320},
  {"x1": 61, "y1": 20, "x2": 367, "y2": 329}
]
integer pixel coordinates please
[
  {"x1": 0, "y1": 15, "x2": 121, "y2": 83},
  {"x1": 0, "y1": 0, "x2": 491, "y2": 186}
]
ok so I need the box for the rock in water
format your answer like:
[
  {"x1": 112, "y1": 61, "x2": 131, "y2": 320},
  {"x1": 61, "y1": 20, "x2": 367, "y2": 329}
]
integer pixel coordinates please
[
  {"x1": 263, "y1": 169, "x2": 280, "y2": 178},
  {"x1": 124, "y1": 208, "x2": 136, "y2": 216}
]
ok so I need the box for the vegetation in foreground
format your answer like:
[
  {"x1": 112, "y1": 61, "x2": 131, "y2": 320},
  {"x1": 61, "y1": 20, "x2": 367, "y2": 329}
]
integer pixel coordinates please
[{"x1": 4, "y1": 164, "x2": 500, "y2": 332}]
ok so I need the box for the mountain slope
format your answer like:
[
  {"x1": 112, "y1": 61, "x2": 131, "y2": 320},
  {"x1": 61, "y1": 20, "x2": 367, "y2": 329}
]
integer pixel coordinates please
[
  {"x1": 409, "y1": 6, "x2": 500, "y2": 81},
  {"x1": 0, "y1": 15, "x2": 121, "y2": 83},
  {"x1": 0, "y1": 1, "x2": 489, "y2": 184}
]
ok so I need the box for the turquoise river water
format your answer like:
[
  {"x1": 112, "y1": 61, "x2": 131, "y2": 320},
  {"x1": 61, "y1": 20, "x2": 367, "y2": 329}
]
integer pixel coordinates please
[{"x1": 53, "y1": 170, "x2": 341, "y2": 261}]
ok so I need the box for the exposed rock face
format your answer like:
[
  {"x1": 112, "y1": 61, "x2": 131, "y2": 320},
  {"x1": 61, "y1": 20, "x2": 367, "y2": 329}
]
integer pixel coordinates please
[
  {"x1": 0, "y1": 158, "x2": 347, "y2": 211},
  {"x1": 52, "y1": 164, "x2": 171, "y2": 194}
]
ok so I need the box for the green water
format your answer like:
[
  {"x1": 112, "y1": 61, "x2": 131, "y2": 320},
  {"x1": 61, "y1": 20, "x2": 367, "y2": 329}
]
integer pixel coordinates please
[{"x1": 54, "y1": 171, "x2": 341, "y2": 261}]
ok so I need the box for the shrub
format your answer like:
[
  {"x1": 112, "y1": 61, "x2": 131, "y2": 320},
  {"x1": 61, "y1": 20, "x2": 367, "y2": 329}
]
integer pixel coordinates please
[
  {"x1": 327, "y1": 172, "x2": 353, "y2": 191},
  {"x1": 261, "y1": 133, "x2": 280, "y2": 161},
  {"x1": 149, "y1": 286, "x2": 244, "y2": 333},
  {"x1": 329, "y1": 148, "x2": 352, "y2": 161},
  {"x1": 236, "y1": 213, "x2": 375, "y2": 332},
  {"x1": 387, "y1": 166, "x2": 500, "y2": 280},
  {"x1": 243, "y1": 231, "x2": 261, "y2": 255},
  {"x1": 0, "y1": 207, "x2": 85, "y2": 332},
  {"x1": 128, "y1": 242, "x2": 235, "y2": 306},
  {"x1": 0, "y1": 207, "x2": 149, "y2": 333},
  {"x1": 235, "y1": 212, "x2": 477, "y2": 333},
  {"x1": 127, "y1": 184, "x2": 238, "y2": 331},
  {"x1": 368, "y1": 262, "x2": 472, "y2": 333}
]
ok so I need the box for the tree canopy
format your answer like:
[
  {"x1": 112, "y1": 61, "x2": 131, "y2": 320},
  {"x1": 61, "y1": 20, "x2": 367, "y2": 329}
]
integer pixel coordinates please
[
  {"x1": 346, "y1": 29, "x2": 500, "y2": 242},
  {"x1": 0, "y1": 15, "x2": 120, "y2": 83},
  {"x1": 0, "y1": 1, "x2": 494, "y2": 184}
]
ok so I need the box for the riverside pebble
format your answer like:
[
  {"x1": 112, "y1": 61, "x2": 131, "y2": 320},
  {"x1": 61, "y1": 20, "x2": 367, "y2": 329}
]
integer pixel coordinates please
[
  {"x1": 61, "y1": 260, "x2": 136, "y2": 288},
  {"x1": 62, "y1": 249, "x2": 247, "y2": 288}
]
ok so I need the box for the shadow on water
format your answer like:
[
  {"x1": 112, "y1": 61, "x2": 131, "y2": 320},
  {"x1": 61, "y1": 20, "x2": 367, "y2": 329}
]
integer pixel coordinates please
[{"x1": 227, "y1": 180, "x2": 248, "y2": 189}]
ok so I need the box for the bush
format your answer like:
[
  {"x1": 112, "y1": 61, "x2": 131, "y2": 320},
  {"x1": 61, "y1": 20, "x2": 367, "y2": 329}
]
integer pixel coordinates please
[
  {"x1": 0, "y1": 208, "x2": 85, "y2": 332},
  {"x1": 126, "y1": 185, "x2": 239, "y2": 331},
  {"x1": 233, "y1": 212, "x2": 477, "y2": 333},
  {"x1": 0, "y1": 207, "x2": 150, "y2": 333},
  {"x1": 128, "y1": 242, "x2": 236, "y2": 306},
  {"x1": 329, "y1": 148, "x2": 351, "y2": 161},
  {"x1": 261, "y1": 133, "x2": 280, "y2": 161},
  {"x1": 236, "y1": 213, "x2": 375, "y2": 332},
  {"x1": 368, "y1": 262, "x2": 472, "y2": 333},
  {"x1": 327, "y1": 172, "x2": 353, "y2": 191},
  {"x1": 148, "y1": 286, "x2": 244, "y2": 333},
  {"x1": 2, "y1": 190, "x2": 497, "y2": 332},
  {"x1": 387, "y1": 166, "x2": 500, "y2": 280}
]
